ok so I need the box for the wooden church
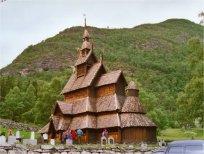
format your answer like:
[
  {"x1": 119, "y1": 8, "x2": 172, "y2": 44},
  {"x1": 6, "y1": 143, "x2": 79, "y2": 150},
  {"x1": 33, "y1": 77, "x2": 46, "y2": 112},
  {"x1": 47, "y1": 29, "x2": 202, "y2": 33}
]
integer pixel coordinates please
[{"x1": 39, "y1": 19, "x2": 157, "y2": 143}]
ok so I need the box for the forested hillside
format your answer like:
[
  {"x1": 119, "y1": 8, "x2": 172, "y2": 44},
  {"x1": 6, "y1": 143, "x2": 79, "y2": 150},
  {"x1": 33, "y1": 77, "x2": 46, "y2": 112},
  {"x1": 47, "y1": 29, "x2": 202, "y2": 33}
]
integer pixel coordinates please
[{"x1": 0, "y1": 19, "x2": 203, "y2": 130}]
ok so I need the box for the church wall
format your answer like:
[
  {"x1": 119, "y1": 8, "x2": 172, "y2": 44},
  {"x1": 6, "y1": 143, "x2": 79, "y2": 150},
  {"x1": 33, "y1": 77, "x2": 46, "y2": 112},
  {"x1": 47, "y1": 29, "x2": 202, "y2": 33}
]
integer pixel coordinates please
[
  {"x1": 64, "y1": 88, "x2": 89, "y2": 102},
  {"x1": 96, "y1": 84, "x2": 115, "y2": 97},
  {"x1": 86, "y1": 129, "x2": 99, "y2": 143},
  {"x1": 85, "y1": 128, "x2": 121, "y2": 143},
  {"x1": 122, "y1": 127, "x2": 157, "y2": 143},
  {"x1": 77, "y1": 64, "x2": 87, "y2": 77}
]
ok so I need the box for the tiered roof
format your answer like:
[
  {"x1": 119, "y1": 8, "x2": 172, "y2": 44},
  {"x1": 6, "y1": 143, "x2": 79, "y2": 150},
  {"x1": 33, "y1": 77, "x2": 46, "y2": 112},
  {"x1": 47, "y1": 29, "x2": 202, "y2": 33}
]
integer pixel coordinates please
[
  {"x1": 38, "y1": 123, "x2": 50, "y2": 134},
  {"x1": 121, "y1": 113, "x2": 156, "y2": 127},
  {"x1": 75, "y1": 50, "x2": 97, "y2": 66},
  {"x1": 97, "y1": 113, "x2": 121, "y2": 128},
  {"x1": 70, "y1": 115, "x2": 96, "y2": 130},
  {"x1": 122, "y1": 97, "x2": 144, "y2": 113},
  {"x1": 51, "y1": 116, "x2": 71, "y2": 131},
  {"x1": 61, "y1": 62, "x2": 104, "y2": 94},
  {"x1": 96, "y1": 94, "x2": 124, "y2": 112},
  {"x1": 120, "y1": 81, "x2": 156, "y2": 127},
  {"x1": 96, "y1": 70, "x2": 127, "y2": 87},
  {"x1": 56, "y1": 101, "x2": 72, "y2": 114}
]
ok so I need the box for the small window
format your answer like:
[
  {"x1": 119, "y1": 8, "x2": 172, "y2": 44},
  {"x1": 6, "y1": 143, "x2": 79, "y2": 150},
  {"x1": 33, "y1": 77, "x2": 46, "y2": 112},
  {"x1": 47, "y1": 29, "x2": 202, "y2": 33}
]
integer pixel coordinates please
[
  {"x1": 167, "y1": 146, "x2": 184, "y2": 154},
  {"x1": 82, "y1": 51, "x2": 85, "y2": 57}
]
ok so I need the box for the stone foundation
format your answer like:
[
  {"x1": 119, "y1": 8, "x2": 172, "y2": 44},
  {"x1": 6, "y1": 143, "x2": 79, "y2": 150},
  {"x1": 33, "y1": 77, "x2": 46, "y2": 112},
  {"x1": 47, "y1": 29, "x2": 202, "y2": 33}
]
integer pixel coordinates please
[
  {"x1": 0, "y1": 144, "x2": 156, "y2": 154},
  {"x1": 0, "y1": 118, "x2": 39, "y2": 132}
]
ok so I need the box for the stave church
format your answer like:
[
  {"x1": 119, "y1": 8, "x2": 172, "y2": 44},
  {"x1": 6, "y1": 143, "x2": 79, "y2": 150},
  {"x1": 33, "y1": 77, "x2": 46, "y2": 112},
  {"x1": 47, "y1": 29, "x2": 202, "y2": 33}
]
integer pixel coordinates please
[{"x1": 39, "y1": 19, "x2": 157, "y2": 143}]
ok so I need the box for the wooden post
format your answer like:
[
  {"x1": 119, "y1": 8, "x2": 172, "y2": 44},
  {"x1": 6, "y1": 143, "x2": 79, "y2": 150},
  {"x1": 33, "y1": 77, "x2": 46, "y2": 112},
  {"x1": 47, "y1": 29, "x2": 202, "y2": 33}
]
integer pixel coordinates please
[
  {"x1": 86, "y1": 129, "x2": 89, "y2": 143},
  {"x1": 118, "y1": 127, "x2": 122, "y2": 143}
]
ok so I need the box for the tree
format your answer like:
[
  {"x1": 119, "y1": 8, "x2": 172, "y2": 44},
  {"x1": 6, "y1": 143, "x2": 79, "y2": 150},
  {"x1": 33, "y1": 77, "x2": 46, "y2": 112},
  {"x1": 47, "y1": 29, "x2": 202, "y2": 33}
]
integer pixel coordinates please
[
  {"x1": 23, "y1": 84, "x2": 37, "y2": 110},
  {"x1": 1, "y1": 86, "x2": 24, "y2": 121},
  {"x1": 21, "y1": 83, "x2": 37, "y2": 122},
  {"x1": 177, "y1": 38, "x2": 204, "y2": 128},
  {"x1": 32, "y1": 77, "x2": 63, "y2": 125}
]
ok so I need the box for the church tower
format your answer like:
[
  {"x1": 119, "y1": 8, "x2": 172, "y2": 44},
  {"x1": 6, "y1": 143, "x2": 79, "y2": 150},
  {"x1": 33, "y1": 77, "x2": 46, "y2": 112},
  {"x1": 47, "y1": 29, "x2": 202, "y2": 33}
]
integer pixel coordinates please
[{"x1": 75, "y1": 18, "x2": 97, "y2": 78}]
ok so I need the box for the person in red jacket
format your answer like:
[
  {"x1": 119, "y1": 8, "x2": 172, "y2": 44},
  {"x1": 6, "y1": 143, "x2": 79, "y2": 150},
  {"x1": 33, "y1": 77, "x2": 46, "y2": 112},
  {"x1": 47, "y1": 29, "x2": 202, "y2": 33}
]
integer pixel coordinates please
[{"x1": 71, "y1": 130, "x2": 77, "y2": 142}]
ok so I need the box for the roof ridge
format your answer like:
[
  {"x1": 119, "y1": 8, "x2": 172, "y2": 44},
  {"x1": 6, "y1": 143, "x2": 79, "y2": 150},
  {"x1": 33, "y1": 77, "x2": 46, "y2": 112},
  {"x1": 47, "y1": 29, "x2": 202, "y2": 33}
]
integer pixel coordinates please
[{"x1": 100, "y1": 69, "x2": 121, "y2": 76}]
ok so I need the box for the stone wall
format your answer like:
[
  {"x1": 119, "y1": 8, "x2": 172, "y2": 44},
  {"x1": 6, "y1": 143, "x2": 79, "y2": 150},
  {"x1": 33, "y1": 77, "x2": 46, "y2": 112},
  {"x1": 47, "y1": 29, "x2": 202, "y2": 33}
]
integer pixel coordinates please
[
  {"x1": 0, "y1": 144, "x2": 155, "y2": 154},
  {"x1": 0, "y1": 118, "x2": 39, "y2": 132}
]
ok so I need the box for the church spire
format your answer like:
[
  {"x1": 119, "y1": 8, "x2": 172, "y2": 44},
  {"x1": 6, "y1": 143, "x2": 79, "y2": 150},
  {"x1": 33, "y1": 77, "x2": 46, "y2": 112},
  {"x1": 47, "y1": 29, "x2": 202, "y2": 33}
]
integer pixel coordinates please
[{"x1": 83, "y1": 14, "x2": 90, "y2": 40}]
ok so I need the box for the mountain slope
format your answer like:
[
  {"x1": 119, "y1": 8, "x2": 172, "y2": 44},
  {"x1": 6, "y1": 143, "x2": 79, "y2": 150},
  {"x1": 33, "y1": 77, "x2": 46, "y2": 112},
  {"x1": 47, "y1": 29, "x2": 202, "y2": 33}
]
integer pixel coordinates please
[{"x1": 0, "y1": 19, "x2": 203, "y2": 128}]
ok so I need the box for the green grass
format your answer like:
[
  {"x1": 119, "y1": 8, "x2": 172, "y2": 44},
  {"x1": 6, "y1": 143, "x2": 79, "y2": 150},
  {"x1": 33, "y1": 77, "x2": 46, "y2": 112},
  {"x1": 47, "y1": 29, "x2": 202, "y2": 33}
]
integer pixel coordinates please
[
  {"x1": 0, "y1": 127, "x2": 40, "y2": 140},
  {"x1": 159, "y1": 128, "x2": 204, "y2": 142}
]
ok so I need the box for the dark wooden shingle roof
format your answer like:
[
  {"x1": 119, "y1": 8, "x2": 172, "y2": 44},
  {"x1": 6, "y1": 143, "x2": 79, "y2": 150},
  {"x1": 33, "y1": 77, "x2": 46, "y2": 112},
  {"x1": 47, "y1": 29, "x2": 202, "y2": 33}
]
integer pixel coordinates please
[
  {"x1": 38, "y1": 123, "x2": 50, "y2": 134},
  {"x1": 97, "y1": 113, "x2": 121, "y2": 128},
  {"x1": 70, "y1": 115, "x2": 96, "y2": 130},
  {"x1": 68, "y1": 97, "x2": 95, "y2": 114},
  {"x1": 61, "y1": 62, "x2": 103, "y2": 94},
  {"x1": 57, "y1": 101, "x2": 73, "y2": 114},
  {"x1": 120, "y1": 113, "x2": 156, "y2": 128},
  {"x1": 96, "y1": 94, "x2": 124, "y2": 112},
  {"x1": 122, "y1": 96, "x2": 145, "y2": 113},
  {"x1": 96, "y1": 70, "x2": 124, "y2": 87},
  {"x1": 51, "y1": 116, "x2": 71, "y2": 131},
  {"x1": 75, "y1": 50, "x2": 97, "y2": 66},
  {"x1": 127, "y1": 80, "x2": 138, "y2": 89}
]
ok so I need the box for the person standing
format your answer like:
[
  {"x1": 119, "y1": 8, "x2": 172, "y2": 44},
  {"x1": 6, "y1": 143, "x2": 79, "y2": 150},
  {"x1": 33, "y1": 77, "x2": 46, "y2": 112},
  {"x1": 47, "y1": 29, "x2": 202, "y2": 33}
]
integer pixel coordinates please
[
  {"x1": 8, "y1": 129, "x2": 12, "y2": 136},
  {"x1": 71, "y1": 130, "x2": 77, "y2": 140},
  {"x1": 76, "y1": 129, "x2": 83, "y2": 144},
  {"x1": 62, "y1": 131, "x2": 67, "y2": 144},
  {"x1": 102, "y1": 129, "x2": 108, "y2": 138},
  {"x1": 67, "y1": 129, "x2": 72, "y2": 140}
]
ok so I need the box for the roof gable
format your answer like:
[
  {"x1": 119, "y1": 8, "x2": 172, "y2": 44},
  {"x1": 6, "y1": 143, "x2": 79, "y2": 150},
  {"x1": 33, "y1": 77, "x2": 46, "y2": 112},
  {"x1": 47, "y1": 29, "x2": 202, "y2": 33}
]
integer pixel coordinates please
[
  {"x1": 61, "y1": 62, "x2": 104, "y2": 94},
  {"x1": 55, "y1": 101, "x2": 73, "y2": 115},
  {"x1": 75, "y1": 50, "x2": 97, "y2": 66},
  {"x1": 95, "y1": 70, "x2": 127, "y2": 87}
]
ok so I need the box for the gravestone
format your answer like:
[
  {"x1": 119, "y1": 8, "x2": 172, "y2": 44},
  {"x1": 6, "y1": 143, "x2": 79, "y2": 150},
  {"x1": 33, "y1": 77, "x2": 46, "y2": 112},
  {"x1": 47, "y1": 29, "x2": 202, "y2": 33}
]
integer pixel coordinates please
[
  {"x1": 23, "y1": 139, "x2": 37, "y2": 145},
  {"x1": 66, "y1": 139, "x2": 73, "y2": 146},
  {"x1": 30, "y1": 131, "x2": 35, "y2": 140},
  {"x1": 43, "y1": 133, "x2": 48, "y2": 143},
  {"x1": 141, "y1": 142, "x2": 147, "y2": 151},
  {"x1": 16, "y1": 131, "x2": 20, "y2": 139},
  {"x1": 8, "y1": 136, "x2": 16, "y2": 145},
  {"x1": 0, "y1": 136, "x2": 6, "y2": 145},
  {"x1": 16, "y1": 130, "x2": 23, "y2": 142},
  {"x1": 101, "y1": 136, "x2": 107, "y2": 145},
  {"x1": 50, "y1": 139, "x2": 55, "y2": 145},
  {"x1": 159, "y1": 139, "x2": 166, "y2": 147},
  {"x1": 108, "y1": 136, "x2": 114, "y2": 144}
]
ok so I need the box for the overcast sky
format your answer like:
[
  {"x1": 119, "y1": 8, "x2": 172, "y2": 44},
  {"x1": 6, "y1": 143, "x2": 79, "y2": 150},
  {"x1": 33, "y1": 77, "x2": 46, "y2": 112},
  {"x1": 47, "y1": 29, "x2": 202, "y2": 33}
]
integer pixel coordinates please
[{"x1": 0, "y1": 0, "x2": 203, "y2": 69}]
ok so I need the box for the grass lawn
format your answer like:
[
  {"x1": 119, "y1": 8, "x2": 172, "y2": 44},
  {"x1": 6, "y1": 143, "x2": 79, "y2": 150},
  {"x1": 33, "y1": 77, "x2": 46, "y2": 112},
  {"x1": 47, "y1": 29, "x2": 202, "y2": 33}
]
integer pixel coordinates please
[
  {"x1": 159, "y1": 128, "x2": 204, "y2": 142},
  {"x1": 0, "y1": 127, "x2": 40, "y2": 140}
]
